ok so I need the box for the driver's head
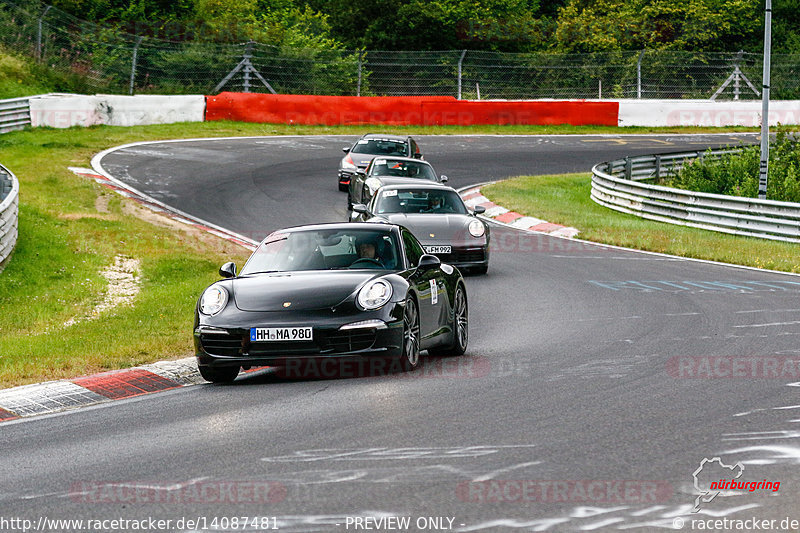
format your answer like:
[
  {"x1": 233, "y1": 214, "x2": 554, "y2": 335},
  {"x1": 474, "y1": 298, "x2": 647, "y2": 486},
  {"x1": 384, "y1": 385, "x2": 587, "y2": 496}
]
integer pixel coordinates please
[
  {"x1": 355, "y1": 235, "x2": 380, "y2": 259},
  {"x1": 428, "y1": 192, "x2": 444, "y2": 209}
]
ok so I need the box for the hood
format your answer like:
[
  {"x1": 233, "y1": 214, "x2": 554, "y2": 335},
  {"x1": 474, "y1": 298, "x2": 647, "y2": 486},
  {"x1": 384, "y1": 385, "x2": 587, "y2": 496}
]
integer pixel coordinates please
[
  {"x1": 382, "y1": 213, "x2": 474, "y2": 245},
  {"x1": 232, "y1": 271, "x2": 384, "y2": 311},
  {"x1": 351, "y1": 154, "x2": 378, "y2": 168}
]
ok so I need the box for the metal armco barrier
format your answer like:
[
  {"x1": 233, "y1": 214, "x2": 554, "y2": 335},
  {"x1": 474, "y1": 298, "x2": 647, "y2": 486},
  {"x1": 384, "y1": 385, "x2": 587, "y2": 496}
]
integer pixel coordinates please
[
  {"x1": 591, "y1": 147, "x2": 800, "y2": 243},
  {"x1": 0, "y1": 97, "x2": 32, "y2": 133},
  {"x1": 0, "y1": 164, "x2": 19, "y2": 269}
]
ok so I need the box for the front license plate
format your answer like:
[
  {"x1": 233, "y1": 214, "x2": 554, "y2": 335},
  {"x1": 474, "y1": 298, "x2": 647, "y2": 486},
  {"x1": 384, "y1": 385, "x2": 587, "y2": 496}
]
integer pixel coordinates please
[
  {"x1": 250, "y1": 327, "x2": 313, "y2": 342},
  {"x1": 425, "y1": 246, "x2": 451, "y2": 254}
]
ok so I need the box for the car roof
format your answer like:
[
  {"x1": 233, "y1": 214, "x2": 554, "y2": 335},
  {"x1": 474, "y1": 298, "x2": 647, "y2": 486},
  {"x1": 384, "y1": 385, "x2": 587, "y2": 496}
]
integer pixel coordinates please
[
  {"x1": 371, "y1": 156, "x2": 431, "y2": 165},
  {"x1": 270, "y1": 222, "x2": 398, "y2": 235},
  {"x1": 378, "y1": 182, "x2": 457, "y2": 192},
  {"x1": 371, "y1": 177, "x2": 439, "y2": 187},
  {"x1": 360, "y1": 133, "x2": 409, "y2": 142}
]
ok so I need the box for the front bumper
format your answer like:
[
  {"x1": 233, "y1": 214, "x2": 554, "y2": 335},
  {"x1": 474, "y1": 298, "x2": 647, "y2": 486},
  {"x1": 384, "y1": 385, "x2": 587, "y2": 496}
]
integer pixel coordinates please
[
  {"x1": 195, "y1": 306, "x2": 404, "y2": 369},
  {"x1": 338, "y1": 169, "x2": 357, "y2": 186},
  {"x1": 428, "y1": 245, "x2": 489, "y2": 269}
]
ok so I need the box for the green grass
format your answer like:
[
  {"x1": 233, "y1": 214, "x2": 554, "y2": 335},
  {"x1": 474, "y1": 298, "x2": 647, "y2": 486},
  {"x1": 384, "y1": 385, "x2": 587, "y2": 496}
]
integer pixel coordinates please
[
  {"x1": 0, "y1": 120, "x2": 778, "y2": 389},
  {"x1": 482, "y1": 173, "x2": 800, "y2": 273}
]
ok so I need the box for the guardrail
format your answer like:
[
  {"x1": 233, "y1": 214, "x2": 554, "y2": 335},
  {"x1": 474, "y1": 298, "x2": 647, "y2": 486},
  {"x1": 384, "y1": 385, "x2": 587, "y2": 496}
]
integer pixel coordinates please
[
  {"x1": 591, "y1": 147, "x2": 800, "y2": 243},
  {"x1": 0, "y1": 97, "x2": 32, "y2": 134},
  {"x1": 0, "y1": 164, "x2": 19, "y2": 269}
]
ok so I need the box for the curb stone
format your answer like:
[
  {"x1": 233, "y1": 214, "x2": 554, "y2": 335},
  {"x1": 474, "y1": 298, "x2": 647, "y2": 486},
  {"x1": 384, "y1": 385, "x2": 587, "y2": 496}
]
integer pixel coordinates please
[{"x1": 460, "y1": 184, "x2": 580, "y2": 238}]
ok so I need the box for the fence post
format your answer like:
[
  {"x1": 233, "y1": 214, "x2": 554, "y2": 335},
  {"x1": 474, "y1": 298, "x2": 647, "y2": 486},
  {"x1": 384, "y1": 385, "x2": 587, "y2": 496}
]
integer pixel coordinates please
[
  {"x1": 36, "y1": 5, "x2": 53, "y2": 62},
  {"x1": 242, "y1": 41, "x2": 254, "y2": 93},
  {"x1": 129, "y1": 36, "x2": 144, "y2": 95},
  {"x1": 357, "y1": 50, "x2": 364, "y2": 97},
  {"x1": 457, "y1": 50, "x2": 466, "y2": 99},
  {"x1": 637, "y1": 49, "x2": 645, "y2": 99}
]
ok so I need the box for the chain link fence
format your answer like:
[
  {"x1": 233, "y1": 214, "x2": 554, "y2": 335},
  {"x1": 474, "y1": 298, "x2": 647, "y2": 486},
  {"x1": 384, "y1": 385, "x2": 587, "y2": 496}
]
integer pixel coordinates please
[{"x1": 2, "y1": 0, "x2": 800, "y2": 100}]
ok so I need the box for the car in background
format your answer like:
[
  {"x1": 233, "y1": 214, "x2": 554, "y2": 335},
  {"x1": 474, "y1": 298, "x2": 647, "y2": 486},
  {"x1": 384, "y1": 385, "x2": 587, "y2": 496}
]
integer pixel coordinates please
[
  {"x1": 194, "y1": 223, "x2": 469, "y2": 383},
  {"x1": 348, "y1": 156, "x2": 447, "y2": 211},
  {"x1": 352, "y1": 183, "x2": 490, "y2": 275},
  {"x1": 338, "y1": 133, "x2": 422, "y2": 191}
]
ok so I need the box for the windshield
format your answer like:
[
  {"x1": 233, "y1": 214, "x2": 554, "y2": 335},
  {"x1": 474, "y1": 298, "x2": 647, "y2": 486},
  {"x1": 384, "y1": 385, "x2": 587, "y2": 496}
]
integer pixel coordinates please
[
  {"x1": 351, "y1": 139, "x2": 408, "y2": 156},
  {"x1": 241, "y1": 229, "x2": 401, "y2": 273},
  {"x1": 369, "y1": 159, "x2": 436, "y2": 180},
  {"x1": 374, "y1": 189, "x2": 469, "y2": 215}
]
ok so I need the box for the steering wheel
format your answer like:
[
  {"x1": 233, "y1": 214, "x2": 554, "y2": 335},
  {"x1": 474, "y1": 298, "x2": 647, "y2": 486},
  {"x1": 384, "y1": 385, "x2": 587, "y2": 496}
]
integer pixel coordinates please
[{"x1": 350, "y1": 258, "x2": 383, "y2": 268}]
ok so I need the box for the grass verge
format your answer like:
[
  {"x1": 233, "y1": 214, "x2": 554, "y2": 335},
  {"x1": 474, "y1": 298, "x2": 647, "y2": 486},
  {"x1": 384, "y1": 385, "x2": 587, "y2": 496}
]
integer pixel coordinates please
[
  {"x1": 0, "y1": 120, "x2": 771, "y2": 389},
  {"x1": 482, "y1": 173, "x2": 800, "y2": 273}
]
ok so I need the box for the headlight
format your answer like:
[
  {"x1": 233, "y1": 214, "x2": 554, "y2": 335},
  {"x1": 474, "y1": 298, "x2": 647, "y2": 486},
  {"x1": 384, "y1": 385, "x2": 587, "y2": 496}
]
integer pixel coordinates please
[
  {"x1": 468, "y1": 219, "x2": 486, "y2": 238},
  {"x1": 357, "y1": 279, "x2": 393, "y2": 310},
  {"x1": 200, "y1": 285, "x2": 228, "y2": 316},
  {"x1": 341, "y1": 155, "x2": 356, "y2": 170}
]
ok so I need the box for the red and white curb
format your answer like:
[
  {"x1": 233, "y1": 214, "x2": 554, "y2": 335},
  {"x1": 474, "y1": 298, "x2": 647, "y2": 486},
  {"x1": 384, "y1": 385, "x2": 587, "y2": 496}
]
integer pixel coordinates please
[
  {"x1": 0, "y1": 357, "x2": 204, "y2": 422},
  {"x1": 69, "y1": 167, "x2": 257, "y2": 250},
  {"x1": 460, "y1": 185, "x2": 580, "y2": 238}
]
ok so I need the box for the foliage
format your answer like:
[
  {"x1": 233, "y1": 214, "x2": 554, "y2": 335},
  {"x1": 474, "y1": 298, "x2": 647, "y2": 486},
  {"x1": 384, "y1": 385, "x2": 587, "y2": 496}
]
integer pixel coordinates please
[
  {"x1": 24, "y1": 0, "x2": 800, "y2": 55},
  {"x1": 664, "y1": 128, "x2": 800, "y2": 202}
]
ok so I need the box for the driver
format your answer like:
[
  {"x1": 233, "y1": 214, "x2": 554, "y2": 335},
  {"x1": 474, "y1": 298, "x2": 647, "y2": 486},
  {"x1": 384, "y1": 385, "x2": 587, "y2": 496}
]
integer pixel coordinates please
[
  {"x1": 425, "y1": 192, "x2": 446, "y2": 213},
  {"x1": 354, "y1": 235, "x2": 385, "y2": 267}
]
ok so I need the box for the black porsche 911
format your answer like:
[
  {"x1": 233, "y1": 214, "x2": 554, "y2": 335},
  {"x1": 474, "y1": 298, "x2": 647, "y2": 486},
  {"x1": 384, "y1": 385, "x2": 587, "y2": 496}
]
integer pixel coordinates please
[
  {"x1": 194, "y1": 223, "x2": 469, "y2": 383},
  {"x1": 352, "y1": 183, "x2": 490, "y2": 274}
]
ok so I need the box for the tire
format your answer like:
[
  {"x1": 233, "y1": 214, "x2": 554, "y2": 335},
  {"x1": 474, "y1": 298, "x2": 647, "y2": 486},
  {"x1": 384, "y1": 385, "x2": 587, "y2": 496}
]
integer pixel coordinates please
[
  {"x1": 199, "y1": 365, "x2": 240, "y2": 384},
  {"x1": 338, "y1": 182, "x2": 349, "y2": 192},
  {"x1": 429, "y1": 284, "x2": 468, "y2": 356},
  {"x1": 471, "y1": 265, "x2": 488, "y2": 275},
  {"x1": 398, "y1": 295, "x2": 421, "y2": 371}
]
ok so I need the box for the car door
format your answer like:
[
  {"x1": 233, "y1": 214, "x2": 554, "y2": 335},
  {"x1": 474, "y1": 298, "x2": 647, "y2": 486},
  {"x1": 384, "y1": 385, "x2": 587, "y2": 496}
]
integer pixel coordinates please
[{"x1": 401, "y1": 229, "x2": 444, "y2": 344}]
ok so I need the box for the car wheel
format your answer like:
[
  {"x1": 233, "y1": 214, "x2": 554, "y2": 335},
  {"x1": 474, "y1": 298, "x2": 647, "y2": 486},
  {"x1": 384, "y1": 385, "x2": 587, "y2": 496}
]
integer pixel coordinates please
[
  {"x1": 347, "y1": 192, "x2": 353, "y2": 209},
  {"x1": 199, "y1": 365, "x2": 240, "y2": 384},
  {"x1": 399, "y1": 295, "x2": 420, "y2": 371},
  {"x1": 429, "y1": 283, "x2": 468, "y2": 356},
  {"x1": 338, "y1": 183, "x2": 348, "y2": 192},
  {"x1": 471, "y1": 265, "x2": 488, "y2": 275}
]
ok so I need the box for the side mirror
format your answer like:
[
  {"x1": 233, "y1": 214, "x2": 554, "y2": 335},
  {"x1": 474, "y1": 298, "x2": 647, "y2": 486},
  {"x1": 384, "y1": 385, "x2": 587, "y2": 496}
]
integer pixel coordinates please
[
  {"x1": 219, "y1": 262, "x2": 237, "y2": 278},
  {"x1": 342, "y1": 147, "x2": 350, "y2": 153},
  {"x1": 352, "y1": 204, "x2": 369, "y2": 214},
  {"x1": 417, "y1": 254, "x2": 441, "y2": 271},
  {"x1": 440, "y1": 175, "x2": 448, "y2": 183},
  {"x1": 473, "y1": 205, "x2": 486, "y2": 215}
]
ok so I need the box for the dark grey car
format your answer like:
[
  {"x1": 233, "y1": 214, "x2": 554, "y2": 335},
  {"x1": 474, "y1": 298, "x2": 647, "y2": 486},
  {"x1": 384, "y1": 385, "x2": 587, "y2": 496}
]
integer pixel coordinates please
[
  {"x1": 352, "y1": 183, "x2": 489, "y2": 275},
  {"x1": 338, "y1": 133, "x2": 422, "y2": 191}
]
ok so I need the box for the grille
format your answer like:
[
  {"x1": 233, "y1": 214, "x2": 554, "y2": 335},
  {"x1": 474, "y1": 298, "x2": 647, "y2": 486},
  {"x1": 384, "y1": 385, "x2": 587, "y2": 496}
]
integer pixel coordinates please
[
  {"x1": 324, "y1": 330, "x2": 377, "y2": 353},
  {"x1": 438, "y1": 248, "x2": 485, "y2": 263},
  {"x1": 248, "y1": 341, "x2": 320, "y2": 357},
  {"x1": 200, "y1": 333, "x2": 243, "y2": 357}
]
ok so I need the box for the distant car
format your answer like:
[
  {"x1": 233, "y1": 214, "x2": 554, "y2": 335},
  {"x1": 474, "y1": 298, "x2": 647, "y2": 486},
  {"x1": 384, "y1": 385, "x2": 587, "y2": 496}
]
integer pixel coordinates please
[
  {"x1": 348, "y1": 156, "x2": 447, "y2": 211},
  {"x1": 338, "y1": 133, "x2": 422, "y2": 191},
  {"x1": 194, "y1": 223, "x2": 469, "y2": 383},
  {"x1": 352, "y1": 183, "x2": 490, "y2": 275}
]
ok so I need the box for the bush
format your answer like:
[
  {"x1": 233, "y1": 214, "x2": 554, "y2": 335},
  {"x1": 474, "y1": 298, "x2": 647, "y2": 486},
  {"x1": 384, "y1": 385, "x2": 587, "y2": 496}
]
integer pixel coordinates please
[{"x1": 664, "y1": 128, "x2": 800, "y2": 202}]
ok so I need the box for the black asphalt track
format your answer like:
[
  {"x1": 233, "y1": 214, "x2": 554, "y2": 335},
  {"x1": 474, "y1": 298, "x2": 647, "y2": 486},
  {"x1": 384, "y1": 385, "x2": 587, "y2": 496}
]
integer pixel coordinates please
[{"x1": 2, "y1": 134, "x2": 799, "y2": 532}]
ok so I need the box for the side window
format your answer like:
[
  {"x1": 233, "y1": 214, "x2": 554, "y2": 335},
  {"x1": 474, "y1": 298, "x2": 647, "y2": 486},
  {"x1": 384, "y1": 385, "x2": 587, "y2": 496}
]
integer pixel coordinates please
[{"x1": 402, "y1": 229, "x2": 424, "y2": 267}]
